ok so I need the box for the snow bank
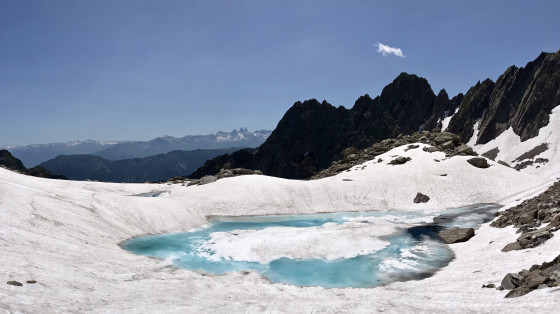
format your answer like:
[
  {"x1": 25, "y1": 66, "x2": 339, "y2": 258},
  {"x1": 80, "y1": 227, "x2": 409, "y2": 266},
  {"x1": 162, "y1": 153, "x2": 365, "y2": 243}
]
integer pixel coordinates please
[{"x1": 0, "y1": 144, "x2": 556, "y2": 313}]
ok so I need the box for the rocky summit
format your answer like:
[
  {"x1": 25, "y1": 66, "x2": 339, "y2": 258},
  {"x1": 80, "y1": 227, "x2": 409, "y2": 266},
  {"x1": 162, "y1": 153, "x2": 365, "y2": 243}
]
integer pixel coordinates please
[{"x1": 191, "y1": 50, "x2": 560, "y2": 180}]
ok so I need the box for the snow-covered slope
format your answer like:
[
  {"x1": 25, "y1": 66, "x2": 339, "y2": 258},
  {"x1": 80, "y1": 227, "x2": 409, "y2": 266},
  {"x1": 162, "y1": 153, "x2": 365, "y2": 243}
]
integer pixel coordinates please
[
  {"x1": 0, "y1": 145, "x2": 557, "y2": 313},
  {"x1": 467, "y1": 106, "x2": 560, "y2": 179}
]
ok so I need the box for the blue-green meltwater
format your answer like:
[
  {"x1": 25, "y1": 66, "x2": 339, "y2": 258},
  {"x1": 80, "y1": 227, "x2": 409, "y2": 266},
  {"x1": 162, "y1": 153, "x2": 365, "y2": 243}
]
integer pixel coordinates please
[{"x1": 122, "y1": 204, "x2": 500, "y2": 288}]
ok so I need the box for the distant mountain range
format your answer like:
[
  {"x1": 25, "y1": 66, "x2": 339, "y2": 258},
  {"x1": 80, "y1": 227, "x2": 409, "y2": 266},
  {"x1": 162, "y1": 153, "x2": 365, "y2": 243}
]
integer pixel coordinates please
[
  {"x1": 4, "y1": 128, "x2": 271, "y2": 167},
  {"x1": 39, "y1": 147, "x2": 240, "y2": 183}
]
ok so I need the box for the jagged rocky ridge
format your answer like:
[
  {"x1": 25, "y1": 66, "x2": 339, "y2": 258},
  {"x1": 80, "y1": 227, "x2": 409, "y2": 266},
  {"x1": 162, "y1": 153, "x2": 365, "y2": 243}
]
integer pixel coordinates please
[{"x1": 191, "y1": 50, "x2": 560, "y2": 180}]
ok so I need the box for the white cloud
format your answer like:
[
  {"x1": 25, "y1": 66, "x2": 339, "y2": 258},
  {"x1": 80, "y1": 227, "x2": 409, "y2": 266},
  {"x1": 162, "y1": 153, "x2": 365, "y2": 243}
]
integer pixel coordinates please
[{"x1": 376, "y1": 43, "x2": 405, "y2": 57}]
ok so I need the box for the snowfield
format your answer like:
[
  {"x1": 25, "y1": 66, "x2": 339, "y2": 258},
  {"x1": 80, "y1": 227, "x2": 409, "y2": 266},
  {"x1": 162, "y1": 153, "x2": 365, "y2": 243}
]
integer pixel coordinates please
[{"x1": 1, "y1": 144, "x2": 558, "y2": 313}]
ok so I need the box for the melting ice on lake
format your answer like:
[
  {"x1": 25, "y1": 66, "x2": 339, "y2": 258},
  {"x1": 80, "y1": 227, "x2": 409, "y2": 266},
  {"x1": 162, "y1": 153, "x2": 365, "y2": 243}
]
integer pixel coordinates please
[{"x1": 122, "y1": 204, "x2": 501, "y2": 288}]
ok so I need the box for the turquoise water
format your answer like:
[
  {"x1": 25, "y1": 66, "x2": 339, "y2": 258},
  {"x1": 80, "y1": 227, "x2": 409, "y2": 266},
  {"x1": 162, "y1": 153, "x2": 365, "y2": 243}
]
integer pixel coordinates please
[{"x1": 122, "y1": 204, "x2": 500, "y2": 288}]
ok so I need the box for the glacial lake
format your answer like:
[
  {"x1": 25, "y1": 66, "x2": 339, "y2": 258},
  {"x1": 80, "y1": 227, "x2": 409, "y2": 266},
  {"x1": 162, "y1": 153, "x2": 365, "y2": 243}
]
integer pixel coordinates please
[{"x1": 122, "y1": 204, "x2": 500, "y2": 288}]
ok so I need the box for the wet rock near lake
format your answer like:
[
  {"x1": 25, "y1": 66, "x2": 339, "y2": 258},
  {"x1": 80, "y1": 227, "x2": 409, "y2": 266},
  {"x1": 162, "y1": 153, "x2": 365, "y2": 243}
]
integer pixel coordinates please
[
  {"x1": 312, "y1": 131, "x2": 478, "y2": 179},
  {"x1": 492, "y1": 180, "x2": 560, "y2": 250},
  {"x1": 437, "y1": 227, "x2": 475, "y2": 244},
  {"x1": 497, "y1": 255, "x2": 560, "y2": 298},
  {"x1": 413, "y1": 193, "x2": 430, "y2": 203},
  {"x1": 467, "y1": 157, "x2": 490, "y2": 169}
]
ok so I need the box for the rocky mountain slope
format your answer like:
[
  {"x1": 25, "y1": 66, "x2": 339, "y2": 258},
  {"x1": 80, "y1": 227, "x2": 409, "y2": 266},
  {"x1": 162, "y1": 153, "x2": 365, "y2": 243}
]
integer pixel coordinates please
[
  {"x1": 0, "y1": 150, "x2": 66, "y2": 180},
  {"x1": 39, "y1": 147, "x2": 239, "y2": 183},
  {"x1": 191, "y1": 50, "x2": 560, "y2": 180},
  {"x1": 4, "y1": 128, "x2": 271, "y2": 167}
]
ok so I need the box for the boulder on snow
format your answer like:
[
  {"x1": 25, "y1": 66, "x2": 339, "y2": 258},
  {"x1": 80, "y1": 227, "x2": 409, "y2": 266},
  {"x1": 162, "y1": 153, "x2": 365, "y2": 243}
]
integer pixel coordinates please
[
  {"x1": 467, "y1": 157, "x2": 490, "y2": 168},
  {"x1": 6, "y1": 281, "x2": 22, "y2": 287},
  {"x1": 199, "y1": 175, "x2": 218, "y2": 185},
  {"x1": 502, "y1": 242, "x2": 522, "y2": 252},
  {"x1": 501, "y1": 273, "x2": 521, "y2": 290},
  {"x1": 434, "y1": 132, "x2": 461, "y2": 145},
  {"x1": 388, "y1": 156, "x2": 411, "y2": 165},
  {"x1": 455, "y1": 144, "x2": 477, "y2": 156},
  {"x1": 413, "y1": 193, "x2": 430, "y2": 203},
  {"x1": 438, "y1": 227, "x2": 475, "y2": 244}
]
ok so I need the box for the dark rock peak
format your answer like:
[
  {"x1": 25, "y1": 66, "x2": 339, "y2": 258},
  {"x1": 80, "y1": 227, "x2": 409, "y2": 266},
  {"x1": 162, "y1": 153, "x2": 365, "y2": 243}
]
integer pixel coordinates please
[
  {"x1": 0, "y1": 149, "x2": 66, "y2": 179},
  {"x1": 446, "y1": 78, "x2": 495, "y2": 142},
  {"x1": 0, "y1": 149, "x2": 26, "y2": 172},
  {"x1": 476, "y1": 51, "x2": 560, "y2": 143},
  {"x1": 191, "y1": 50, "x2": 560, "y2": 180}
]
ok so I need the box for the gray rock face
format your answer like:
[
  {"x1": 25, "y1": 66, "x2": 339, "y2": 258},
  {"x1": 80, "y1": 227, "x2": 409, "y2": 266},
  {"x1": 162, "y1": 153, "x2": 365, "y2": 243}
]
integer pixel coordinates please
[
  {"x1": 482, "y1": 147, "x2": 499, "y2": 160},
  {"x1": 498, "y1": 254, "x2": 560, "y2": 298},
  {"x1": 446, "y1": 52, "x2": 560, "y2": 145},
  {"x1": 199, "y1": 175, "x2": 217, "y2": 185},
  {"x1": 467, "y1": 157, "x2": 490, "y2": 168},
  {"x1": 501, "y1": 273, "x2": 521, "y2": 290},
  {"x1": 413, "y1": 193, "x2": 430, "y2": 203},
  {"x1": 438, "y1": 227, "x2": 475, "y2": 244},
  {"x1": 456, "y1": 144, "x2": 477, "y2": 156},
  {"x1": 501, "y1": 242, "x2": 522, "y2": 252}
]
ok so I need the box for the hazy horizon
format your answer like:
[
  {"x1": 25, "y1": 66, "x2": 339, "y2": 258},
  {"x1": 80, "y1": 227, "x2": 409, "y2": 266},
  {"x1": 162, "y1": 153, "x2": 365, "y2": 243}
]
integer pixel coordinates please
[{"x1": 2, "y1": 0, "x2": 560, "y2": 146}]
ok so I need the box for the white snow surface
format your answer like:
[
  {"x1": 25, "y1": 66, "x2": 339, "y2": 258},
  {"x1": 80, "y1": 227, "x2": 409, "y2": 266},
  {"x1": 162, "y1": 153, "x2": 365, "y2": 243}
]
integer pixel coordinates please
[
  {"x1": 440, "y1": 108, "x2": 458, "y2": 132},
  {"x1": 205, "y1": 217, "x2": 396, "y2": 264},
  {"x1": 1, "y1": 144, "x2": 558, "y2": 313}
]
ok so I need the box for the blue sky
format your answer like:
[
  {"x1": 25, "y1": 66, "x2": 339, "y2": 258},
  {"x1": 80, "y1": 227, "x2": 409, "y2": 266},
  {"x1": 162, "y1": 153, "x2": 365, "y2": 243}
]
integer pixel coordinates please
[{"x1": 1, "y1": 0, "x2": 560, "y2": 146}]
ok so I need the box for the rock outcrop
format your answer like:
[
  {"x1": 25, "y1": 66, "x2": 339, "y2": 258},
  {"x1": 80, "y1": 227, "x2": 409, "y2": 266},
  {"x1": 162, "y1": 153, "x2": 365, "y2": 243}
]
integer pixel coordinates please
[
  {"x1": 438, "y1": 227, "x2": 475, "y2": 244},
  {"x1": 492, "y1": 181, "x2": 560, "y2": 250},
  {"x1": 312, "y1": 131, "x2": 477, "y2": 179},
  {"x1": 498, "y1": 255, "x2": 560, "y2": 298},
  {"x1": 467, "y1": 157, "x2": 490, "y2": 169},
  {"x1": 413, "y1": 193, "x2": 430, "y2": 203},
  {"x1": 0, "y1": 149, "x2": 66, "y2": 180}
]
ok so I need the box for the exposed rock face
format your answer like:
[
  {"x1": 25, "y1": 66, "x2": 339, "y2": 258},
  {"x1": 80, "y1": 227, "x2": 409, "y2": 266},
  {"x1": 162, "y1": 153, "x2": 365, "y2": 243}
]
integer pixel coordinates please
[
  {"x1": 0, "y1": 149, "x2": 26, "y2": 172},
  {"x1": 446, "y1": 79, "x2": 495, "y2": 142},
  {"x1": 413, "y1": 193, "x2": 430, "y2": 203},
  {"x1": 499, "y1": 255, "x2": 560, "y2": 298},
  {"x1": 437, "y1": 227, "x2": 475, "y2": 244},
  {"x1": 467, "y1": 157, "x2": 490, "y2": 168},
  {"x1": 198, "y1": 175, "x2": 217, "y2": 185},
  {"x1": 482, "y1": 147, "x2": 499, "y2": 160},
  {"x1": 448, "y1": 52, "x2": 560, "y2": 144},
  {"x1": 512, "y1": 143, "x2": 549, "y2": 163},
  {"x1": 192, "y1": 51, "x2": 560, "y2": 180},
  {"x1": 492, "y1": 181, "x2": 560, "y2": 250},
  {"x1": 0, "y1": 149, "x2": 66, "y2": 180}
]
